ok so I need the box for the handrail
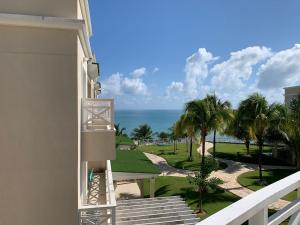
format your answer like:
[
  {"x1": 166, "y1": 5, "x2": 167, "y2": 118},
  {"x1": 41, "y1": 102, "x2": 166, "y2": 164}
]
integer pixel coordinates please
[
  {"x1": 197, "y1": 171, "x2": 300, "y2": 225},
  {"x1": 81, "y1": 98, "x2": 114, "y2": 132},
  {"x1": 78, "y1": 160, "x2": 116, "y2": 225}
]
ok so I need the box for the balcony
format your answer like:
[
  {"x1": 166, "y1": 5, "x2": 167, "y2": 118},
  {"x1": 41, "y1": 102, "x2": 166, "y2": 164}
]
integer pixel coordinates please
[
  {"x1": 81, "y1": 98, "x2": 116, "y2": 161},
  {"x1": 78, "y1": 160, "x2": 116, "y2": 225},
  {"x1": 197, "y1": 171, "x2": 300, "y2": 225}
]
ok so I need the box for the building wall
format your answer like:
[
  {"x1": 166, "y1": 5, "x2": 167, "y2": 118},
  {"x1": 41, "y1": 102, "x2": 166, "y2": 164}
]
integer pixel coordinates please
[
  {"x1": 0, "y1": 0, "x2": 77, "y2": 18},
  {"x1": 0, "y1": 26, "x2": 78, "y2": 225},
  {"x1": 284, "y1": 86, "x2": 300, "y2": 106}
]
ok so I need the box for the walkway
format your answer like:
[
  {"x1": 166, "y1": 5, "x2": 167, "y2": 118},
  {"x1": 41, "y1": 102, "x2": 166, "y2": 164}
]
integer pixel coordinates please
[{"x1": 145, "y1": 142, "x2": 293, "y2": 210}]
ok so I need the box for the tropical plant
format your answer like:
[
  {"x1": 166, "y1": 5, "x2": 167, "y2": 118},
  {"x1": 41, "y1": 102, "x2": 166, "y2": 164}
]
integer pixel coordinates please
[
  {"x1": 131, "y1": 124, "x2": 153, "y2": 143},
  {"x1": 287, "y1": 94, "x2": 300, "y2": 168},
  {"x1": 114, "y1": 123, "x2": 126, "y2": 136},
  {"x1": 225, "y1": 110, "x2": 251, "y2": 154},
  {"x1": 187, "y1": 157, "x2": 223, "y2": 213},
  {"x1": 205, "y1": 95, "x2": 232, "y2": 158},
  {"x1": 175, "y1": 113, "x2": 196, "y2": 161},
  {"x1": 238, "y1": 93, "x2": 287, "y2": 182},
  {"x1": 185, "y1": 98, "x2": 215, "y2": 166},
  {"x1": 158, "y1": 131, "x2": 170, "y2": 141}
]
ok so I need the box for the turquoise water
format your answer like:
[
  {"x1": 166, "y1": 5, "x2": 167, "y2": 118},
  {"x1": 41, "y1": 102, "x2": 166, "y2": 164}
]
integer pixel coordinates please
[
  {"x1": 115, "y1": 110, "x2": 183, "y2": 134},
  {"x1": 115, "y1": 109, "x2": 241, "y2": 143}
]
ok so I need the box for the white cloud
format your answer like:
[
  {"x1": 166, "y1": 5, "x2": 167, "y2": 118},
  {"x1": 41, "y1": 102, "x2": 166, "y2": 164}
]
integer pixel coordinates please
[
  {"x1": 152, "y1": 67, "x2": 159, "y2": 73},
  {"x1": 211, "y1": 46, "x2": 272, "y2": 94},
  {"x1": 101, "y1": 73, "x2": 122, "y2": 96},
  {"x1": 102, "y1": 73, "x2": 148, "y2": 97},
  {"x1": 122, "y1": 77, "x2": 148, "y2": 95},
  {"x1": 257, "y1": 44, "x2": 300, "y2": 89},
  {"x1": 130, "y1": 67, "x2": 146, "y2": 78},
  {"x1": 165, "y1": 81, "x2": 184, "y2": 98},
  {"x1": 184, "y1": 48, "x2": 217, "y2": 99}
]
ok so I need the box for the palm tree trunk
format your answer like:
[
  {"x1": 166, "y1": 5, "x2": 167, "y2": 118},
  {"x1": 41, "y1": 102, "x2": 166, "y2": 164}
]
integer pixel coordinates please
[
  {"x1": 213, "y1": 130, "x2": 216, "y2": 158},
  {"x1": 201, "y1": 135, "x2": 206, "y2": 166},
  {"x1": 258, "y1": 143, "x2": 263, "y2": 182},
  {"x1": 189, "y1": 137, "x2": 193, "y2": 161},
  {"x1": 199, "y1": 189, "x2": 203, "y2": 213},
  {"x1": 245, "y1": 139, "x2": 250, "y2": 155},
  {"x1": 173, "y1": 140, "x2": 176, "y2": 153},
  {"x1": 186, "y1": 137, "x2": 188, "y2": 152}
]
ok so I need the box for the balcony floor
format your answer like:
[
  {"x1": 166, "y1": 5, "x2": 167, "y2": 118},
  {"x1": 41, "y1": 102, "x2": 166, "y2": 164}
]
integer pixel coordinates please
[{"x1": 88, "y1": 173, "x2": 107, "y2": 205}]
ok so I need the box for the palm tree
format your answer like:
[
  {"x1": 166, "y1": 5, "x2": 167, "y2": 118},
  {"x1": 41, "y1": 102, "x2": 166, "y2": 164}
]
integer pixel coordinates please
[
  {"x1": 188, "y1": 157, "x2": 223, "y2": 213},
  {"x1": 238, "y1": 93, "x2": 287, "y2": 182},
  {"x1": 206, "y1": 95, "x2": 232, "y2": 158},
  {"x1": 185, "y1": 98, "x2": 215, "y2": 166},
  {"x1": 115, "y1": 123, "x2": 126, "y2": 136},
  {"x1": 225, "y1": 110, "x2": 251, "y2": 154},
  {"x1": 131, "y1": 124, "x2": 153, "y2": 144},
  {"x1": 175, "y1": 113, "x2": 196, "y2": 161},
  {"x1": 287, "y1": 94, "x2": 300, "y2": 169}
]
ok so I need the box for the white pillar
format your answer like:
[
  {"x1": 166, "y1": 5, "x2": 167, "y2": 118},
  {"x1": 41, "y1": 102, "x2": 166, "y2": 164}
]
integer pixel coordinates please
[
  {"x1": 249, "y1": 208, "x2": 268, "y2": 225},
  {"x1": 139, "y1": 179, "x2": 144, "y2": 198},
  {"x1": 150, "y1": 178, "x2": 155, "y2": 198}
]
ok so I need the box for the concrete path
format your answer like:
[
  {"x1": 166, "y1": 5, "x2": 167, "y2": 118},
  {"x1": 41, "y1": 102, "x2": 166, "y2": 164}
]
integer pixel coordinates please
[
  {"x1": 115, "y1": 181, "x2": 141, "y2": 200},
  {"x1": 145, "y1": 142, "x2": 293, "y2": 210}
]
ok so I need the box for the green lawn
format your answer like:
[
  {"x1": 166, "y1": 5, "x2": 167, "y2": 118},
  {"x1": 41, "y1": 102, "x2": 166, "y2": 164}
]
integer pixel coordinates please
[
  {"x1": 143, "y1": 176, "x2": 240, "y2": 219},
  {"x1": 209, "y1": 143, "x2": 289, "y2": 166},
  {"x1": 116, "y1": 135, "x2": 134, "y2": 145},
  {"x1": 111, "y1": 150, "x2": 160, "y2": 174},
  {"x1": 237, "y1": 169, "x2": 297, "y2": 201},
  {"x1": 138, "y1": 143, "x2": 226, "y2": 171}
]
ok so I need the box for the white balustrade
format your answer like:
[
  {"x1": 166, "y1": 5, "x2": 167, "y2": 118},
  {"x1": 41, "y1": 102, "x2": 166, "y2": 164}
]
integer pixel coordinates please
[
  {"x1": 197, "y1": 171, "x2": 300, "y2": 225},
  {"x1": 78, "y1": 160, "x2": 116, "y2": 225},
  {"x1": 82, "y1": 98, "x2": 114, "y2": 131}
]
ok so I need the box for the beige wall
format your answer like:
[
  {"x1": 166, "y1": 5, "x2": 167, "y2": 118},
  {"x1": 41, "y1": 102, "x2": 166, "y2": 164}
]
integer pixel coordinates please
[
  {"x1": 285, "y1": 86, "x2": 300, "y2": 106},
  {"x1": 0, "y1": 0, "x2": 77, "y2": 18},
  {"x1": 0, "y1": 26, "x2": 78, "y2": 225}
]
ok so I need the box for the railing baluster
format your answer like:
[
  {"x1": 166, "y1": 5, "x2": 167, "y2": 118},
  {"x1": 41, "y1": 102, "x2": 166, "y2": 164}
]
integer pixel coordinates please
[{"x1": 249, "y1": 208, "x2": 268, "y2": 225}]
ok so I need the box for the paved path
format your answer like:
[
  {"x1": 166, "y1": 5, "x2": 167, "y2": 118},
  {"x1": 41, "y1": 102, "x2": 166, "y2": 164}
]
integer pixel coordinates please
[{"x1": 145, "y1": 142, "x2": 293, "y2": 210}]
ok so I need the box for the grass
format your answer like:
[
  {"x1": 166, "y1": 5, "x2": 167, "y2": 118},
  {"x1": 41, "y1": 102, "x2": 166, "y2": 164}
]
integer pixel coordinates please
[
  {"x1": 116, "y1": 135, "x2": 134, "y2": 145},
  {"x1": 209, "y1": 143, "x2": 290, "y2": 166},
  {"x1": 138, "y1": 143, "x2": 227, "y2": 171},
  {"x1": 143, "y1": 176, "x2": 240, "y2": 220},
  {"x1": 237, "y1": 169, "x2": 297, "y2": 201},
  {"x1": 111, "y1": 150, "x2": 160, "y2": 174}
]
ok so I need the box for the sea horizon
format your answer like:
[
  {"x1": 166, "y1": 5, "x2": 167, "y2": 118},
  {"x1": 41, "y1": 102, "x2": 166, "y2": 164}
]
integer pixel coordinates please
[{"x1": 115, "y1": 109, "x2": 242, "y2": 143}]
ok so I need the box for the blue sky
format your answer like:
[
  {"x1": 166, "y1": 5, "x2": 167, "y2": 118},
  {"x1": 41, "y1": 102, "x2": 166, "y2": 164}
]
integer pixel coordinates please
[{"x1": 90, "y1": 0, "x2": 300, "y2": 109}]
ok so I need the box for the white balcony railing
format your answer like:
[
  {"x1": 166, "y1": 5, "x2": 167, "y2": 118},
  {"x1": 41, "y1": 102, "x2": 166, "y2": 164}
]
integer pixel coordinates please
[
  {"x1": 197, "y1": 171, "x2": 300, "y2": 225},
  {"x1": 78, "y1": 161, "x2": 116, "y2": 225},
  {"x1": 82, "y1": 98, "x2": 114, "y2": 131}
]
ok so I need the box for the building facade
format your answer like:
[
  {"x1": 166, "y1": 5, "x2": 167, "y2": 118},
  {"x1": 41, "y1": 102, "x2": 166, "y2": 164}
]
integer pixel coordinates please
[
  {"x1": 284, "y1": 85, "x2": 300, "y2": 106},
  {"x1": 0, "y1": 1, "x2": 116, "y2": 225}
]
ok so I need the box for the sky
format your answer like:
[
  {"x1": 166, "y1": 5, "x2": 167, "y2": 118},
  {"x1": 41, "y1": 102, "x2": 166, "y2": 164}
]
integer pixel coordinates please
[{"x1": 89, "y1": 0, "x2": 300, "y2": 110}]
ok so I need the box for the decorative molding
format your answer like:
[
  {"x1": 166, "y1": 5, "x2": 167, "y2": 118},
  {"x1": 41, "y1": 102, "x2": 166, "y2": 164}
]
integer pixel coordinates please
[{"x1": 0, "y1": 13, "x2": 92, "y2": 58}]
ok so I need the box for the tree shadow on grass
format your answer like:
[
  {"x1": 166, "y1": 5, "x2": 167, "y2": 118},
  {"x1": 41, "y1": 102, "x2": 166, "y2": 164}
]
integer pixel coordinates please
[{"x1": 145, "y1": 185, "x2": 170, "y2": 198}]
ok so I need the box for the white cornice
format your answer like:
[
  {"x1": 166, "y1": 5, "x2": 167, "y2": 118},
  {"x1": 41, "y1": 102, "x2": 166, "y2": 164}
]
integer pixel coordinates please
[
  {"x1": 0, "y1": 13, "x2": 93, "y2": 58},
  {"x1": 79, "y1": 0, "x2": 92, "y2": 37}
]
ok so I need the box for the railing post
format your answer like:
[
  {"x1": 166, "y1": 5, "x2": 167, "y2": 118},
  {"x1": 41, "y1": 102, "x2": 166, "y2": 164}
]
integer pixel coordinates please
[
  {"x1": 111, "y1": 207, "x2": 116, "y2": 225},
  {"x1": 249, "y1": 208, "x2": 268, "y2": 225}
]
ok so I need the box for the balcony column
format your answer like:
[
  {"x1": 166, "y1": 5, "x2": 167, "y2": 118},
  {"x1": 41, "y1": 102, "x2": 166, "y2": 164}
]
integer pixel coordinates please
[
  {"x1": 249, "y1": 207, "x2": 268, "y2": 225},
  {"x1": 138, "y1": 179, "x2": 144, "y2": 197},
  {"x1": 150, "y1": 178, "x2": 155, "y2": 198}
]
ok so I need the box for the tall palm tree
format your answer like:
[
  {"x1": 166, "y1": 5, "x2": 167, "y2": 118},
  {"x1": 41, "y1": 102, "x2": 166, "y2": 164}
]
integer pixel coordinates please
[
  {"x1": 175, "y1": 113, "x2": 196, "y2": 161},
  {"x1": 287, "y1": 94, "x2": 300, "y2": 169},
  {"x1": 206, "y1": 95, "x2": 232, "y2": 158},
  {"x1": 238, "y1": 93, "x2": 287, "y2": 182},
  {"x1": 225, "y1": 110, "x2": 251, "y2": 154},
  {"x1": 185, "y1": 98, "x2": 215, "y2": 166}
]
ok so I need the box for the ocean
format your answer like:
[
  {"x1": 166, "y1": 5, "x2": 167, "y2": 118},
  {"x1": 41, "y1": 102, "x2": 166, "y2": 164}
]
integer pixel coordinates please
[{"x1": 115, "y1": 109, "x2": 241, "y2": 143}]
